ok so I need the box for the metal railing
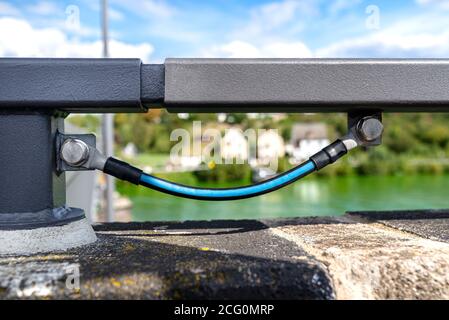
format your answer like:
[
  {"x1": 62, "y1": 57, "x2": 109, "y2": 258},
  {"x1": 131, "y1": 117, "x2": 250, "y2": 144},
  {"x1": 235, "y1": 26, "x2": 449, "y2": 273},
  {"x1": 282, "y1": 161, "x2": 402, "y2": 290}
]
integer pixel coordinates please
[{"x1": 1, "y1": 57, "x2": 449, "y2": 230}]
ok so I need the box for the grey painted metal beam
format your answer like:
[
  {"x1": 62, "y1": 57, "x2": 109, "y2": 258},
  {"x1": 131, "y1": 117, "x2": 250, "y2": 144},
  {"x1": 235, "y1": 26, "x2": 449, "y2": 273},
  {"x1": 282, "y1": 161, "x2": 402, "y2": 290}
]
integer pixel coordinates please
[
  {"x1": 3, "y1": 58, "x2": 449, "y2": 113},
  {"x1": 164, "y1": 58, "x2": 449, "y2": 112},
  {"x1": 0, "y1": 58, "x2": 145, "y2": 113}
]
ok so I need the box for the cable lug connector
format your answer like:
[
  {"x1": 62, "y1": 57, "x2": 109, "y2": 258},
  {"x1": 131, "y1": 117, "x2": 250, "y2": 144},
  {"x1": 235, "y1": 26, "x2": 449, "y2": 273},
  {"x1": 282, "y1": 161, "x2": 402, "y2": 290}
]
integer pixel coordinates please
[
  {"x1": 56, "y1": 133, "x2": 107, "y2": 172},
  {"x1": 310, "y1": 140, "x2": 348, "y2": 170}
]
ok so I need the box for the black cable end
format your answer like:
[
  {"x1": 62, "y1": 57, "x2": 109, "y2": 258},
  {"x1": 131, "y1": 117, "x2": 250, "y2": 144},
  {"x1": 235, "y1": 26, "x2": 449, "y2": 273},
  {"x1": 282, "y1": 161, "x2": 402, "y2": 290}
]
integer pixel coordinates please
[
  {"x1": 310, "y1": 140, "x2": 348, "y2": 170},
  {"x1": 103, "y1": 157, "x2": 142, "y2": 185}
]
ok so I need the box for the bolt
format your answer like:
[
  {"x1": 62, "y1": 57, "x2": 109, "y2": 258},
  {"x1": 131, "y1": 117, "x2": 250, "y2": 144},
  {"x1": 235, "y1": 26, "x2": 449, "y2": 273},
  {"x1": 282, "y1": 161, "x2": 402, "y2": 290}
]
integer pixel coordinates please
[
  {"x1": 60, "y1": 139, "x2": 90, "y2": 166},
  {"x1": 356, "y1": 117, "x2": 384, "y2": 142}
]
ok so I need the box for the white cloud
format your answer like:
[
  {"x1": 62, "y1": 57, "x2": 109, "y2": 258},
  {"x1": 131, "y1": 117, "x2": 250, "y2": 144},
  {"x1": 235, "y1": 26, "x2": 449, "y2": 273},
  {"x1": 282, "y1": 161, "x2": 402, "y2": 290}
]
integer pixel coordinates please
[
  {"x1": 27, "y1": 1, "x2": 60, "y2": 16},
  {"x1": 77, "y1": 1, "x2": 124, "y2": 21},
  {"x1": 111, "y1": 0, "x2": 176, "y2": 19},
  {"x1": 316, "y1": 13, "x2": 449, "y2": 58},
  {"x1": 416, "y1": 0, "x2": 449, "y2": 10},
  {"x1": 224, "y1": 0, "x2": 362, "y2": 54},
  {"x1": 263, "y1": 42, "x2": 313, "y2": 58},
  {"x1": 209, "y1": 0, "x2": 449, "y2": 60},
  {"x1": 328, "y1": 0, "x2": 362, "y2": 15},
  {"x1": 316, "y1": 31, "x2": 449, "y2": 58},
  {"x1": 251, "y1": 0, "x2": 304, "y2": 30},
  {"x1": 141, "y1": 0, "x2": 175, "y2": 17},
  {"x1": 204, "y1": 10, "x2": 449, "y2": 60},
  {"x1": 0, "y1": 1, "x2": 20, "y2": 16},
  {"x1": 238, "y1": 0, "x2": 317, "y2": 39},
  {"x1": 203, "y1": 40, "x2": 312, "y2": 58},
  {"x1": 203, "y1": 41, "x2": 260, "y2": 58},
  {"x1": 109, "y1": 8, "x2": 124, "y2": 21},
  {"x1": 0, "y1": 17, "x2": 154, "y2": 62}
]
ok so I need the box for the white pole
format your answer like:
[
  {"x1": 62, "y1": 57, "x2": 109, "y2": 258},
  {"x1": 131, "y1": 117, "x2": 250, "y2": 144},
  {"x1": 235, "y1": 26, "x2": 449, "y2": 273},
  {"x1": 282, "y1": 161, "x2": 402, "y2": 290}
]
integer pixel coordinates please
[{"x1": 101, "y1": 0, "x2": 115, "y2": 222}]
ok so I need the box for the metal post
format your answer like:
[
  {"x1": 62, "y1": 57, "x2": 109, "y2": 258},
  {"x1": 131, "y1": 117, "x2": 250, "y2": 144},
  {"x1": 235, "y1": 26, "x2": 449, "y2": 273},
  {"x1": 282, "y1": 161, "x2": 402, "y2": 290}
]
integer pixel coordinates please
[
  {"x1": 0, "y1": 115, "x2": 97, "y2": 254},
  {"x1": 102, "y1": 0, "x2": 109, "y2": 60},
  {"x1": 101, "y1": 0, "x2": 115, "y2": 222},
  {"x1": 0, "y1": 115, "x2": 65, "y2": 214}
]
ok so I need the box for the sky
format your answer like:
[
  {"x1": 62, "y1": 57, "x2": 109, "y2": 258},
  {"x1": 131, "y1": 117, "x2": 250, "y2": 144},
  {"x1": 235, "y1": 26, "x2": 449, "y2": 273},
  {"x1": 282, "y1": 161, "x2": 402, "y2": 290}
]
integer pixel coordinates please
[{"x1": 0, "y1": 0, "x2": 449, "y2": 62}]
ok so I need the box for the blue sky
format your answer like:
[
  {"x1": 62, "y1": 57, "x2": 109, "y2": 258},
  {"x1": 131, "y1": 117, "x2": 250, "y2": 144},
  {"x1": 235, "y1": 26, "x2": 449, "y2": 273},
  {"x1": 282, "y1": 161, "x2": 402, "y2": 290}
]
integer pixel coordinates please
[{"x1": 1, "y1": 0, "x2": 449, "y2": 62}]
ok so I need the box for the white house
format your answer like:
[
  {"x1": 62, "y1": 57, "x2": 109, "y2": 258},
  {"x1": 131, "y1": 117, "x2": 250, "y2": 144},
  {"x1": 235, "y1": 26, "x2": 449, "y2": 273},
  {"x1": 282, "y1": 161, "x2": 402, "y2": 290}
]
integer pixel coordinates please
[
  {"x1": 289, "y1": 123, "x2": 330, "y2": 164},
  {"x1": 257, "y1": 130, "x2": 285, "y2": 163},
  {"x1": 221, "y1": 127, "x2": 249, "y2": 162},
  {"x1": 122, "y1": 142, "x2": 137, "y2": 158}
]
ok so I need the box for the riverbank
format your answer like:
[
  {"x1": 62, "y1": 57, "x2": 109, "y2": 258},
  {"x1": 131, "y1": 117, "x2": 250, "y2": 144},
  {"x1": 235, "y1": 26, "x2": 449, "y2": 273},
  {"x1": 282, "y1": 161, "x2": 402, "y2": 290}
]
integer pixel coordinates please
[{"x1": 1, "y1": 210, "x2": 448, "y2": 299}]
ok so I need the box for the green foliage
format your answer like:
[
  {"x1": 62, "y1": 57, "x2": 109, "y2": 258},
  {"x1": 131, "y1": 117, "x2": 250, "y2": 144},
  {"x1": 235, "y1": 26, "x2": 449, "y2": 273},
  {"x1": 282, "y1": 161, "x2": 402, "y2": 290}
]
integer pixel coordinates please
[
  {"x1": 193, "y1": 163, "x2": 251, "y2": 183},
  {"x1": 114, "y1": 114, "x2": 174, "y2": 153},
  {"x1": 420, "y1": 125, "x2": 449, "y2": 147},
  {"x1": 316, "y1": 157, "x2": 355, "y2": 177},
  {"x1": 69, "y1": 112, "x2": 449, "y2": 179},
  {"x1": 384, "y1": 126, "x2": 417, "y2": 153},
  {"x1": 67, "y1": 115, "x2": 100, "y2": 133}
]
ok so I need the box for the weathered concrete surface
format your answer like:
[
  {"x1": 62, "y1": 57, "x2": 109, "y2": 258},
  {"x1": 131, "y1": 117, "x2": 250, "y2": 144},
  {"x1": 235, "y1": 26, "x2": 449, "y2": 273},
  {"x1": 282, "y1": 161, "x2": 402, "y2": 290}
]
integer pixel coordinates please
[
  {"x1": 348, "y1": 210, "x2": 449, "y2": 243},
  {"x1": 271, "y1": 215, "x2": 449, "y2": 299},
  {"x1": 0, "y1": 218, "x2": 97, "y2": 255},
  {"x1": 0, "y1": 220, "x2": 334, "y2": 299},
  {"x1": 0, "y1": 213, "x2": 448, "y2": 300}
]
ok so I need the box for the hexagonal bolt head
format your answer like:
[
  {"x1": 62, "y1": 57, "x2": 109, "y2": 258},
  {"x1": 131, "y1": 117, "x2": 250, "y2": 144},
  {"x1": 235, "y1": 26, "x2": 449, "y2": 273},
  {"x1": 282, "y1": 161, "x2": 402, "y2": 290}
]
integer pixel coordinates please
[
  {"x1": 356, "y1": 117, "x2": 384, "y2": 142},
  {"x1": 60, "y1": 139, "x2": 90, "y2": 167}
]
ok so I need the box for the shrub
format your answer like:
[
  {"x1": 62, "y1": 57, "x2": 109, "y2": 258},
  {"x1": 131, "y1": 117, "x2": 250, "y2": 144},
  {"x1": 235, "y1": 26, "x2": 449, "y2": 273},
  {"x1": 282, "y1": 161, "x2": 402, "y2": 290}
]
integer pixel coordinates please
[{"x1": 193, "y1": 163, "x2": 251, "y2": 183}]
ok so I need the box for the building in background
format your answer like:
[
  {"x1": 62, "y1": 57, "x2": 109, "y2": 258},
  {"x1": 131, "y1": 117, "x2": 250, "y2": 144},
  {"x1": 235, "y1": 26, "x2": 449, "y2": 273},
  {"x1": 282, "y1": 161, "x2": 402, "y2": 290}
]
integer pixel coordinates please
[
  {"x1": 221, "y1": 127, "x2": 249, "y2": 162},
  {"x1": 288, "y1": 123, "x2": 329, "y2": 164},
  {"x1": 257, "y1": 130, "x2": 285, "y2": 165},
  {"x1": 122, "y1": 142, "x2": 137, "y2": 158}
]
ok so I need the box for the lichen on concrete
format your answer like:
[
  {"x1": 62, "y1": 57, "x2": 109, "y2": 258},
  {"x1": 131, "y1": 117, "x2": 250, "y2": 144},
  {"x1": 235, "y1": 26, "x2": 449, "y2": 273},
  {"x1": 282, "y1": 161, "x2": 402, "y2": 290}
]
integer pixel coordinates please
[
  {"x1": 0, "y1": 220, "x2": 335, "y2": 299},
  {"x1": 1, "y1": 213, "x2": 448, "y2": 300}
]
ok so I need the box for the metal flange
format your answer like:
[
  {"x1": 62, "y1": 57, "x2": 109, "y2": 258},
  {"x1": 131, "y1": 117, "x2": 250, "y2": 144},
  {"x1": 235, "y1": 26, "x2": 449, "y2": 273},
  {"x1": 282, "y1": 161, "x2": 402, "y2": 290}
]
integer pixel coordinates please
[{"x1": 56, "y1": 133, "x2": 107, "y2": 172}]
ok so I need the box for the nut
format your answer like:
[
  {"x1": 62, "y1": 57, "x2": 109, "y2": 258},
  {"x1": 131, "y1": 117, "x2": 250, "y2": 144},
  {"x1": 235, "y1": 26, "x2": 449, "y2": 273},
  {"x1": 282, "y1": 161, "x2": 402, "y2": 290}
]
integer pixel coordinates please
[
  {"x1": 60, "y1": 139, "x2": 90, "y2": 166},
  {"x1": 356, "y1": 117, "x2": 384, "y2": 142}
]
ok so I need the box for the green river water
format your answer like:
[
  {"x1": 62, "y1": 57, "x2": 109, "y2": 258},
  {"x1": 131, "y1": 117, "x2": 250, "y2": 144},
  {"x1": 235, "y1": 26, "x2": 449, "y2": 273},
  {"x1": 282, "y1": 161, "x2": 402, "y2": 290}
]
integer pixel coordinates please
[{"x1": 119, "y1": 175, "x2": 449, "y2": 221}]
